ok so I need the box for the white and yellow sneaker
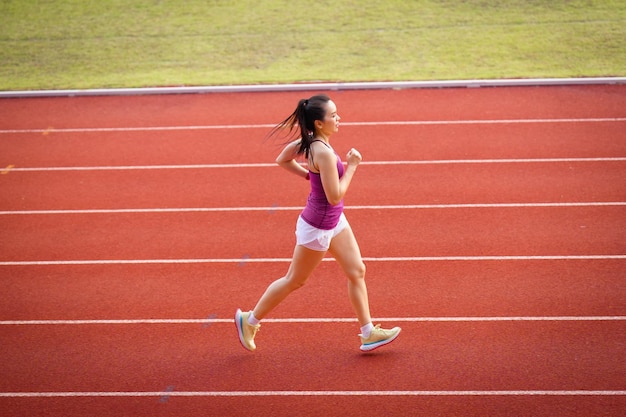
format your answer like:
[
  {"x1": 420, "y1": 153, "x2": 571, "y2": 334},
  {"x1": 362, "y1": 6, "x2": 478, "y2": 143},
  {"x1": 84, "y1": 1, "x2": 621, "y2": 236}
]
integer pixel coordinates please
[
  {"x1": 359, "y1": 324, "x2": 401, "y2": 352},
  {"x1": 235, "y1": 309, "x2": 260, "y2": 352}
]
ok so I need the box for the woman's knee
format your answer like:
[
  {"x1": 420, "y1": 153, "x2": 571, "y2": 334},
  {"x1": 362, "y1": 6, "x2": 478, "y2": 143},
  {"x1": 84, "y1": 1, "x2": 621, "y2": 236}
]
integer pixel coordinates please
[
  {"x1": 283, "y1": 273, "x2": 308, "y2": 290},
  {"x1": 346, "y1": 261, "x2": 366, "y2": 282}
]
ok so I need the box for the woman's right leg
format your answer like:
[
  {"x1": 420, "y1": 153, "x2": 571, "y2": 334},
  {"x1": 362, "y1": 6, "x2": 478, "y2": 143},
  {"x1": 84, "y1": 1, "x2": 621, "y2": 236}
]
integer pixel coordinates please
[
  {"x1": 237, "y1": 244, "x2": 325, "y2": 351},
  {"x1": 252, "y1": 244, "x2": 326, "y2": 320}
]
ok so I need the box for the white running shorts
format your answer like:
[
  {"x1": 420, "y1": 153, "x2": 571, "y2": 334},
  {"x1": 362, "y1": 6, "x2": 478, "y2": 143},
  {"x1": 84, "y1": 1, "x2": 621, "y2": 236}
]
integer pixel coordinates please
[{"x1": 295, "y1": 213, "x2": 349, "y2": 251}]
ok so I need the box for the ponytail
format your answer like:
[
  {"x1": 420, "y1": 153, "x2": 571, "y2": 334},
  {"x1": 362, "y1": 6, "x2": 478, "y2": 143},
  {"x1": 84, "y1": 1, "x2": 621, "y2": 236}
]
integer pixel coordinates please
[{"x1": 267, "y1": 94, "x2": 330, "y2": 158}]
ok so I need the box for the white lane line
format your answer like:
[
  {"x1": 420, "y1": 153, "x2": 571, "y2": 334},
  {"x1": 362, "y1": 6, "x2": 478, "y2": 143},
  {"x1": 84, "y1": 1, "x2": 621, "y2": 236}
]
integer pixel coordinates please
[
  {"x1": 5, "y1": 157, "x2": 626, "y2": 172},
  {"x1": 364, "y1": 157, "x2": 626, "y2": 165},
  {"x1": 1, "y1": 202, "x2": 624, "y2": 215},
  {"x1": 1, "y1": 117, "x2": 625, "y2": 134},
  {"x1": 350, "y1": 118, "x2": 626, "y2": 126},
  {"x1": 0, "y1": 206, "x2": 300, "y2": 215},
  {"x1": 6, "y1": 162, "x2": 276, "y2": 172},
  {"x1": 1, "y1": 316, "x2": 624, "y2": 326},
  {"x1": 1, "y1": 255, "x2": 625, "y2": 266},
  {"x1": 0, "y1": 390, "x2": 624, "y2": 398}
]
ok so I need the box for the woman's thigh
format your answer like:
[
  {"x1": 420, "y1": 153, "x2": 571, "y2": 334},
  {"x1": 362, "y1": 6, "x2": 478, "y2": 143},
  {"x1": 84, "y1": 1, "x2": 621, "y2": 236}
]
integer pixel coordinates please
[
  {"x1": 285, "y1": 244, "x2": 327, "y2": 286},
  {"x1": 328, "y1": 223, "x2": 365, "y2": 278}
]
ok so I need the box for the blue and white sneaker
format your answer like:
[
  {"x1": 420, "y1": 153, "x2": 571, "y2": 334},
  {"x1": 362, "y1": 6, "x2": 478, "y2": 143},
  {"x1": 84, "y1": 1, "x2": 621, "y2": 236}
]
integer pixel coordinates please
[
  {"x1": 235, "y1": 309, "x2": 260, "y2": 352},
  {"x1": 359, "y1": 324, "x2": 401, "y2": 352}
]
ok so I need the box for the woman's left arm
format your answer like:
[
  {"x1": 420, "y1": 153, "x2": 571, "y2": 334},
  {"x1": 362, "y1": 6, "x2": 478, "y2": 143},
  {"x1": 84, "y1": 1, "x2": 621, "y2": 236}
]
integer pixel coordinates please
[{"x1": 276, "y1": 139, "x2": 309, "y2": 179}]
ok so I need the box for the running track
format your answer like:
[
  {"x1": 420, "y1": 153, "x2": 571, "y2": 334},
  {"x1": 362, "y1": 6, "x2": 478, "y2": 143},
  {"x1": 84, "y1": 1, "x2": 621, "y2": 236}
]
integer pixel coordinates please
[{"x1": 1, "y1": 85, "x2": 625, "y2": 416}]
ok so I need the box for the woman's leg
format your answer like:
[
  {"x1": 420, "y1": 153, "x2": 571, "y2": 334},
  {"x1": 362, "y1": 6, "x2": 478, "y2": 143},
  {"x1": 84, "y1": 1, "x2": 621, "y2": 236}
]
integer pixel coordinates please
[
  {"x1": 252, "y1": 244, "x2": 326, "y2": 320},
  {"x1": 328, "y1": 222, "x2": 402, "y2": 351},
  {"x1": 327, "y1": 223, "x2": 372, "y2": 327}
]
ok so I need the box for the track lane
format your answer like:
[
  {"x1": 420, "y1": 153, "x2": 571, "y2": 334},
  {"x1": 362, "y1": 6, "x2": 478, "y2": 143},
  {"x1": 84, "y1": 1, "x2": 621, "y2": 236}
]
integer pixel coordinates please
[
  {"x1": 2, "y1": 85, "x2": 625, "y2": 131},
  {"x1": 1, "y1": 321, "x2": 624, "y2": 394},
  {"x1": 2, "y1": 162, "x2": 625, "y2": 211},
  {"x1": 1, "y1": 206, "x2": 624, "y2": 261},
  {"x1": 2, "y1": 395, "x2": 625, "y2": 417},
  {"x1": 2, "y1": 121, "x2": 625, "y2": 168},
  {"x1": 1, "y1": 260, "x2": 624, "y2": 321}
]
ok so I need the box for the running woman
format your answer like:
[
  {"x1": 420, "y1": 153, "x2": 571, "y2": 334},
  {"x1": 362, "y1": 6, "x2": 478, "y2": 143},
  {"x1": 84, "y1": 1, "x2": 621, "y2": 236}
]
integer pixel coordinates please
[{"x1": 235, "y1": 94, "x2": 401, "y2": 352}]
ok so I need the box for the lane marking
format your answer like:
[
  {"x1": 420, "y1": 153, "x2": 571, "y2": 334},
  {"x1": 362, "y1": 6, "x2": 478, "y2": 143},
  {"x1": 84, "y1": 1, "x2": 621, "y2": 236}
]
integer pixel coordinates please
[
  {"x1": 5, "y1": 157, "x2": 626, "y2": 172},
  {"x1": 1, "y1": 164, "x2": 15, "y2": 174},
  {"x1": 201, "y1": 313, "x2": 218, "y2": 328},
  {"x1": 1, "y1": 117, "x2": 625, "y2": 134},
  {"x1": 159, "y1": 386, "x2": 175, "y2": 403},
  {"x1": 350, "y1": 118, "x2": 626, "y2": 126},
  {"x1": 1, "y1": 202, "x2": 624, "y2": 215},
  {"x1": 0, "y1": 390, "x2": 624, "y2": 398},
  {"x1": 7, "y1": 162, "x2": 277, "y2": 172},
  {"x1": 364, "y1": 157, "x2": 626, "y2": 165},
  {"x1": 1, "y1": 255, "x2": 625, "y2": 266},
  {"x1": 1, "y1": 316, "x2": 624, "y2": 326}
]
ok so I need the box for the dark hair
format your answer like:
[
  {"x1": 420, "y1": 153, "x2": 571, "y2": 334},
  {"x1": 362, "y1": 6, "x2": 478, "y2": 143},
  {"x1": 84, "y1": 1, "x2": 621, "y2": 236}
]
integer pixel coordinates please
[{"x1": 267, "y1": 94, "x2": 331, "y2": 158}]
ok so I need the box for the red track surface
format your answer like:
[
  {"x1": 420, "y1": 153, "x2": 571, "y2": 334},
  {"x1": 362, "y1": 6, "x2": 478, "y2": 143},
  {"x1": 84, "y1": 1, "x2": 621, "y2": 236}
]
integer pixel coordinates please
[{"x1": 1, "y1": 85, "x2": 625, "y2": 416}]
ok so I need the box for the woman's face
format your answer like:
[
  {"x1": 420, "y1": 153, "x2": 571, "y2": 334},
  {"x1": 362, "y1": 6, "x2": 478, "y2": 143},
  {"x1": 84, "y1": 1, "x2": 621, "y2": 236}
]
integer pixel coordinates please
[{"x1": 316, "y1": 100, "x2": 340, "y2": 137}]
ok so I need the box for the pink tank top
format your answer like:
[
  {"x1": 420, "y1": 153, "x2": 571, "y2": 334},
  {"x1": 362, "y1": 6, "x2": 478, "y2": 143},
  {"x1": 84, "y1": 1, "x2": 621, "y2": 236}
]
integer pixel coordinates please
[{"x1": 300, "y1": 145, "x2": 345, "y2": 230}]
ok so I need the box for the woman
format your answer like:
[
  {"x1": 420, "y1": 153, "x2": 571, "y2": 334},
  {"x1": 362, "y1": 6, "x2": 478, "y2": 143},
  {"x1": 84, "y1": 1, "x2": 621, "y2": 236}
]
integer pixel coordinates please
[{"x1": 235, "y1": 94, "x2": 400, "y2": 352}]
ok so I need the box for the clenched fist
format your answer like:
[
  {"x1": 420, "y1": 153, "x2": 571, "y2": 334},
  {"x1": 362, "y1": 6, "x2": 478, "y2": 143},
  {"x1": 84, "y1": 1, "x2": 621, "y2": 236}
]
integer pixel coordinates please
[{"x1": 346, "y1": 148, "x2": 362, "y2": 166}]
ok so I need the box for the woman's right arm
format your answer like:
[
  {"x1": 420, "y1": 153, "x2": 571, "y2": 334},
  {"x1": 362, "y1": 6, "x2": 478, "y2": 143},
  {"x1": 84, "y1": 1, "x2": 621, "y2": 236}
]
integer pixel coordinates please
[{"x1": 276, "y1": 140, "x2": 309, "y2": 179}]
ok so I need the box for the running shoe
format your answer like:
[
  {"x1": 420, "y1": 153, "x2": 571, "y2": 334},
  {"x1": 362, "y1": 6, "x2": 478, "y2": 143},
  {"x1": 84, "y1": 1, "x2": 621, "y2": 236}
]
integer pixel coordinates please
[
  {"x1": 359, "y1": 324, "x2": 401, "y2": 352},
  {"x1": 235, "y1": 309, "x2": 260, "y2": 352}
]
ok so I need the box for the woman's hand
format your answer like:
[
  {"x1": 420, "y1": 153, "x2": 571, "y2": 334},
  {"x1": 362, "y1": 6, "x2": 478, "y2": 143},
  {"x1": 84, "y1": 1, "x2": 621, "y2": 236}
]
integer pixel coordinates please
[{"x1": 346, "y1": 148, "x2": 362, "y2": 166}]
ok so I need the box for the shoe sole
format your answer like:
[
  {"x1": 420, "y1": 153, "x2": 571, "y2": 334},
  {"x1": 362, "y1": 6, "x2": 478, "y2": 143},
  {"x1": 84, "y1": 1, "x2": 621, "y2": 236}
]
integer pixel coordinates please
[
  {"x1": 234, "y1": 309, "x2": 254, "y2": 352},
  {"x1": 360, "y1": 328, "x2": 401, "y2": 352}
]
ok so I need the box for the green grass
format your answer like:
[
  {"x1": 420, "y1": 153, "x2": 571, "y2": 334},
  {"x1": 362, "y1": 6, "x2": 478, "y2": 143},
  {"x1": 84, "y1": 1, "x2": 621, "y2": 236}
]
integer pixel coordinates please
[{"x1": 0, "y1": 0, "x2": 624, "y2": 90}]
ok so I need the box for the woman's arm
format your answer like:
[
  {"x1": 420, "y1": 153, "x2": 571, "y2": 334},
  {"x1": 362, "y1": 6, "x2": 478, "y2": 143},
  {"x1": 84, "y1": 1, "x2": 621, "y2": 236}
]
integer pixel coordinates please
[
  {"x1": 276, "y1": 140, "x2": 309, "y2": 179},
  {"x1": 315, "y1": 146, "x2": 362, "y2": 206}
]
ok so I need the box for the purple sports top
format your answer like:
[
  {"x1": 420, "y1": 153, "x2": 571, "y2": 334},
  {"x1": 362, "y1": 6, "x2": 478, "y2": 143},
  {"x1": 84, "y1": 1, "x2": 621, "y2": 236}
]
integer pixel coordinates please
[{"x1": 300, "y1": 147, "x2": 345, "y2": 230}]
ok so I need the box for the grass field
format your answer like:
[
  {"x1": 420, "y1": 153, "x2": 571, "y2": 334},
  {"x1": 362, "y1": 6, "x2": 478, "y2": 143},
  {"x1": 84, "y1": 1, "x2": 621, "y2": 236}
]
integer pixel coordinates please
[{"x1": 0, "y1": 0, "x2": 625, "y2": 91}]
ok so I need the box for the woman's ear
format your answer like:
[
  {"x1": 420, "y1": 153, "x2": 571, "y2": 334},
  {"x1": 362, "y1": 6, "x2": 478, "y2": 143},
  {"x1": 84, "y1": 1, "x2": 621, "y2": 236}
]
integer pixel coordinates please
[{"x1": 314, "y1": 119, "x2": 323, "y2": 131}]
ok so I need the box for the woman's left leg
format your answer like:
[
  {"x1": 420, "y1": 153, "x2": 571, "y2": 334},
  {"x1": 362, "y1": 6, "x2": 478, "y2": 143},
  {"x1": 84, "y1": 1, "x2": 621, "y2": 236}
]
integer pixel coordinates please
[
  {"x1": 327, "y1": 223, "x2": 372, "y2": 327},
  {"x1": 329, "y1": 219, "x2": 402, "y2": 351}
]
